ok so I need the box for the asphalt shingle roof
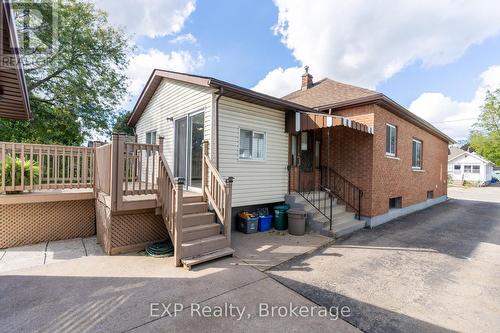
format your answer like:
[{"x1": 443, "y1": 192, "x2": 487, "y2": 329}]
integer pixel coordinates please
[{"x1": 282, "y1": 78, "x2": 380, "y2": 108}]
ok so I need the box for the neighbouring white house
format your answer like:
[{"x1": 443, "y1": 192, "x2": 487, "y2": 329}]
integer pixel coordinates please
[{"x1": 448, "y1": 147, "x2": 495, "y2": 186}]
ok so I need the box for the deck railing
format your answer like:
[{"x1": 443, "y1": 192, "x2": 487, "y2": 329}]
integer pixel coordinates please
[
  {"x1": 202, "y1": 140, "x2": 233, "y2": 246},
  {"x1": 94, "y1": 143, "x2": 112, "y2": 195},
  {"x1": 156, "y1": 151, "x2": 183, "y2": 265},
  {"x1": 0, "y1": 142, "x2": 94, "y2": 193}
]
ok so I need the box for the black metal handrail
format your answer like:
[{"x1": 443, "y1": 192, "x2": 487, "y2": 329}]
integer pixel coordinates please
[
  {"x1": 297, "y1": 168, "x2": 335, "y2": 230},
  {"x1": 320, "y1": 166, "x2": 363, "y2": 219}
]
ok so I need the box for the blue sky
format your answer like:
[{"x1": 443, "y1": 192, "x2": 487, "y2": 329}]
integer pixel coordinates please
[{"x1": 96, "y1": 0, "x2": 500, "y2": 140}]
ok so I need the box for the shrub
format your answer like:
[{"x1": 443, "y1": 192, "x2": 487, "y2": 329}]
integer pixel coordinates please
[{"x1": 0, "y1": 156, "x2": 40, "y2": 191}]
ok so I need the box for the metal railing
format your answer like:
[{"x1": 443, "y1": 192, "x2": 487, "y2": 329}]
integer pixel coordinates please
[{"x1": 320, "y1": 166, "x2": 363, "y2": 219}]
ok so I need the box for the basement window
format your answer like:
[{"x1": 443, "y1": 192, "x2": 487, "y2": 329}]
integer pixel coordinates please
[
  {"x1": 427, "y1": 191, "x2": 434, "y2": 199},
  {"x1": 389, "y1": 197, "x2": 402, "y2": 209}
]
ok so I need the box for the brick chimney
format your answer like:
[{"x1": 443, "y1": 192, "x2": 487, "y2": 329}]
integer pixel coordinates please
[{"x1": 301, "y1": 65, "x2": 313, "y2": 90}]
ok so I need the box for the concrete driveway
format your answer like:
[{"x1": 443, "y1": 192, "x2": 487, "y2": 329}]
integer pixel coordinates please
[{"x1": 268, "y1": 189, "x2": 500, "y2": 333}]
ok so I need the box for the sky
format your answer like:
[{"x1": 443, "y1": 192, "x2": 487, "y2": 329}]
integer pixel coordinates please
[{"x1": 94, "y1": 0, "x2": 500, "y2": 141}]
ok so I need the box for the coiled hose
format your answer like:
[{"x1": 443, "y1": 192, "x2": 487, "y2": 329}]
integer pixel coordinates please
[{"x1": 145, "y1": 239, "x2": 174, "y2": 258}]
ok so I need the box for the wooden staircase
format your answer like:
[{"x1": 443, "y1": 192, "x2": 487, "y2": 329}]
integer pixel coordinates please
[
  {"x1": 179, "y1": 194, "x2": 234, "y2": 269},
  {"x1": 156, "y1": 140, "x2": 234, "y2": 270}
]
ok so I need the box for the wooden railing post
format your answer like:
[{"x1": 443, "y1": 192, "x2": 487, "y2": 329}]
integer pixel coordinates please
[
  {"x1": 110, "y1": 134, "x2": 126, "y2": 212},
  {"x1": 174, "y1": 177, "x2": 184, "y2": 266},
  {"x1": 202, "y1": 140, "x2": 209, "y2": 201},
  {"x1": 224, "y1": 177, "x2": 234, "y2": 247}
]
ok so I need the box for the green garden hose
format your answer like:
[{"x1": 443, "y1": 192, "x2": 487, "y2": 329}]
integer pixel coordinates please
[{"x1": 145, "y1": 239, "x2": 174, "y2": 258}]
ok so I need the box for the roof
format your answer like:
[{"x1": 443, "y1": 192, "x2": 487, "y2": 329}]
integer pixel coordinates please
[
  {"x1": 0, "y1": 0, "x2": 31, "y2": 120},
  {"x1": 448, "y1": 147, "x2": 495, "y2": 165},
  {"x1": 282, "y1": 78, "x2": 381, "y2": 108},
  {"x1": 128, "y1": 69, "x2": 315, "y2": 127},
  {"x1": 283, "y1": 78, "x2": 454, "y2": 144}
]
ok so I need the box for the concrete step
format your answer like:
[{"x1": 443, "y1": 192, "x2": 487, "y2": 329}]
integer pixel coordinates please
[
  {"x1": 182, "y1": 223, "x2": 220, "y2": 242},
  {"x1": 181, "y1": 247, "x2": 234, "y2": 270},
  {"x1": 334, "y1": 219, "x2": 366, "y2": 238},
  {"x1": 183, "y1": 195, "x2": 204, "y2": 204},
  {"x1": 181, "y1": 234, "x2": 227, "y2": 258},
  {"x1": 183, "y1": 212, "x2": 215, "y2": 227},
  {"x1": 183, "y1": 202, "x2": 208, "y2": 214}
]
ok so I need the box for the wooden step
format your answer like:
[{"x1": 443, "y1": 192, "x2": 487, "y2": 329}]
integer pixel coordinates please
[
  {"x1": 183, "y1": 202, "x2": 208, "y2": 214},
  {"x1": 183, "y1": 195, "x2": 204, "y2": 203},
  {"x1": 181, "y1": 234, "x2": 227, "y2": 258},
  {"x1": 183, "y1": 212, "x2": 215, "y2": 227},
  {"x1": 182, "y1": 223, "x2": 220, "y2": 241},
  {"x1": 181, "y1": 247, "x2": 235, "y2": 270}
]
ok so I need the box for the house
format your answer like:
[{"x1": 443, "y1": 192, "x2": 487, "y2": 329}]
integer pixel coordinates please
[
  {"x1": 128, "y1": 66, "x2": 455, "y2": 240},
  {"x1": 0, "y1": 63, "x2": 455, "y2": 269},
  {"x1": 0, "y1": 0, "x2": 31, "y2": 120},
  {"x1": 448, "y1": 147, "x2": 495, "y2": 186}
]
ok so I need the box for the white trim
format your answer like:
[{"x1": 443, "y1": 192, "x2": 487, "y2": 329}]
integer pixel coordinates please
[
  {"x1": 412, "y1": 138, "x2": 423, "y2": 169},
  {"x1": 295, "y1": 112, "x2": 301, "y2": 131},
  {"x1": 326, "y1": 116, "x2": 333, "y2": 127}
]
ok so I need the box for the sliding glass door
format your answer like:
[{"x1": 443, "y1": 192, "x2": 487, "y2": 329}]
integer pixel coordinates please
[{"x1": 174, "y1": 111, "x2": 204, "y2": 191}]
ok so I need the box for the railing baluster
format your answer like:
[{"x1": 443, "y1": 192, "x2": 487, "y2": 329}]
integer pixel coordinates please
[
  {"x1": 11, "y1": 143, "x2": 15, "y2": 190},
  {"x1": 1, "y1": 143, "x2": 5, "y2": 192}
]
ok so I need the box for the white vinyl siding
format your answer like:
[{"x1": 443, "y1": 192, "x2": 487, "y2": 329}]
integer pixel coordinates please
[
  {"x1": 218, "y1": 97, "x2": 288, "y2": 207},
  {"x1": 135, "y1": 79, "x2": 214, "y2": 169}
]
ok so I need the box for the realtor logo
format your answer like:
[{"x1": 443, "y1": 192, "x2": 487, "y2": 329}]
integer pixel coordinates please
[{"x1": 1, "y1": 0, "x2": 58, "y2": 69}]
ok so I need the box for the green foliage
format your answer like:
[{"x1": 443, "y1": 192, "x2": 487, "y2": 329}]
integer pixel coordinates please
[
  {"x1": 469, "y1": 89, "x2": 500, "y2": 166},
  {"x1": 0, "y1": 99, "x2": 83, "y2": 145},
  {"x1": 112, "y1": 111, "x2": 135, "y2": 136},
  {"x1": 0, "y1": 156, "x2": 40, "y2": 190},
  {"x1": 3, "y1": 0, "x2": 133, "y2": 143}
]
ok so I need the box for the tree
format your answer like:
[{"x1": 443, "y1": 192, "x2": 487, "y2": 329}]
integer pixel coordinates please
[
  {"x1": 111, "y1": 111, "x2": 135, "y2": 136},
  {"x1": 469, "y1": 89, "x2": 500, "y2": 165},
  {"x1": 0, "y1": 0, "x2": 133, "y2": 143},
  {"x1": 0, "y1": 99, "x2": 83, "y2": 145}
]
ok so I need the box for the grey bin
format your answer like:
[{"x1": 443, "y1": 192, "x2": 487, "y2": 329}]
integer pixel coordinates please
[{"x1": 287, "y1": 209, "x2": 307, "y2": 236}]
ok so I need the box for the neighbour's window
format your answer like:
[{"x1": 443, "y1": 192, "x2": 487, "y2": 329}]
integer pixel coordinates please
[
  {"x1": 464, "y1": 165, "x2": 480, "y2": 173},
  {"x1": 239, "y1": 129, "x2": 265, "y2": 160},
  {"x1": 386, "y1": 124, "x2": 397, "y2": 156},
  {"x1": 412, "y1": 139, "x2": 422, "y2": 169},
  {"x1": 146, "y1": 131, "x2": 157, "y2": 144}
]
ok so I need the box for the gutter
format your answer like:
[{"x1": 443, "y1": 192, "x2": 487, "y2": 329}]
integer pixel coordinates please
[{"x1": 215, "y1": 87, "x2": 224, "y2": 169}]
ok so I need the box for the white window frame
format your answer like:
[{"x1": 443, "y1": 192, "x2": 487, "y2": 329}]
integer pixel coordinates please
[
  {"x1": 386, "y1": 124, "x2": 397, "y2": 156},
  {"x1": 238, "y1": 128, "x2": 267, "y2": 161},
  {"x1": 464, "y1": 165, "x2": 480, "y2": 174},
  {"x1": 412, "y1": 139, "x2": 423, "y2": 169},
  {"x1": 146, "y1": 130, "x2": 157, "y2": 144}
]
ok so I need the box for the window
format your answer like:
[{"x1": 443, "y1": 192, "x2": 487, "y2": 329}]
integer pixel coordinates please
[
  {"x1": 385, "y1": 124, "x2": 397, "y2": 156},
  {"x1": 389, "y1": 197, "x2": 402, "y2": 209},
  {"x1": 464, "y1": 165, "x2": 480, "y2": 173},
  {"x1": 315, "y1": 141, "x2": 320, "y2": 168},
  {"x1": 301, "y1": 132, "x2": 308, "y2": 151},
  {"x1": 146, "y1": 131, "x2": 157, "y2": 144},
  {"x1": 453, "y1": 165, "x2": 461, "y2": 174},
  {"x1": 412, "y1": 139, "x2": 422, "y2": 169},
  {"x1": 427, "y1": 191, "x2": 434, "y2": 199},
  {"x1": 239, "y1": 129, "x2": 265, "y2": 160},
  {"x1": 291, "y1": 135, "x2": 298, "y2": 166}
]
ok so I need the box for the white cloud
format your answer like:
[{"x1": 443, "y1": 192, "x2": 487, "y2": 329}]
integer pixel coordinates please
[
  {"x1": 253, "y1": 67, "x2": 303, "y2": 97},
  {"x1": 94, "y1": 0, "x2": 196, "y2": 39},
  {"x1": 169, "y1": 33, "x2": 197, "y2": 44},
  {"x1": 255, "y1": 0, "x2": 500, "y2": 95},
  {"x1": 126, "y1": 49, "x2": 205, "y2": 100},
  {"x1": 409, "y1": 65, "x2": 500, "y2": 140}
]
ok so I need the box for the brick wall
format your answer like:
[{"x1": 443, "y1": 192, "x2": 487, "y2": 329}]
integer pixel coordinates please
[
  {"x1": 321, "y1": 127, "x2": 374, "y2": 216},
  {"x1": 369, "y1": 105, "x2": 448, "y2": 216}
]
